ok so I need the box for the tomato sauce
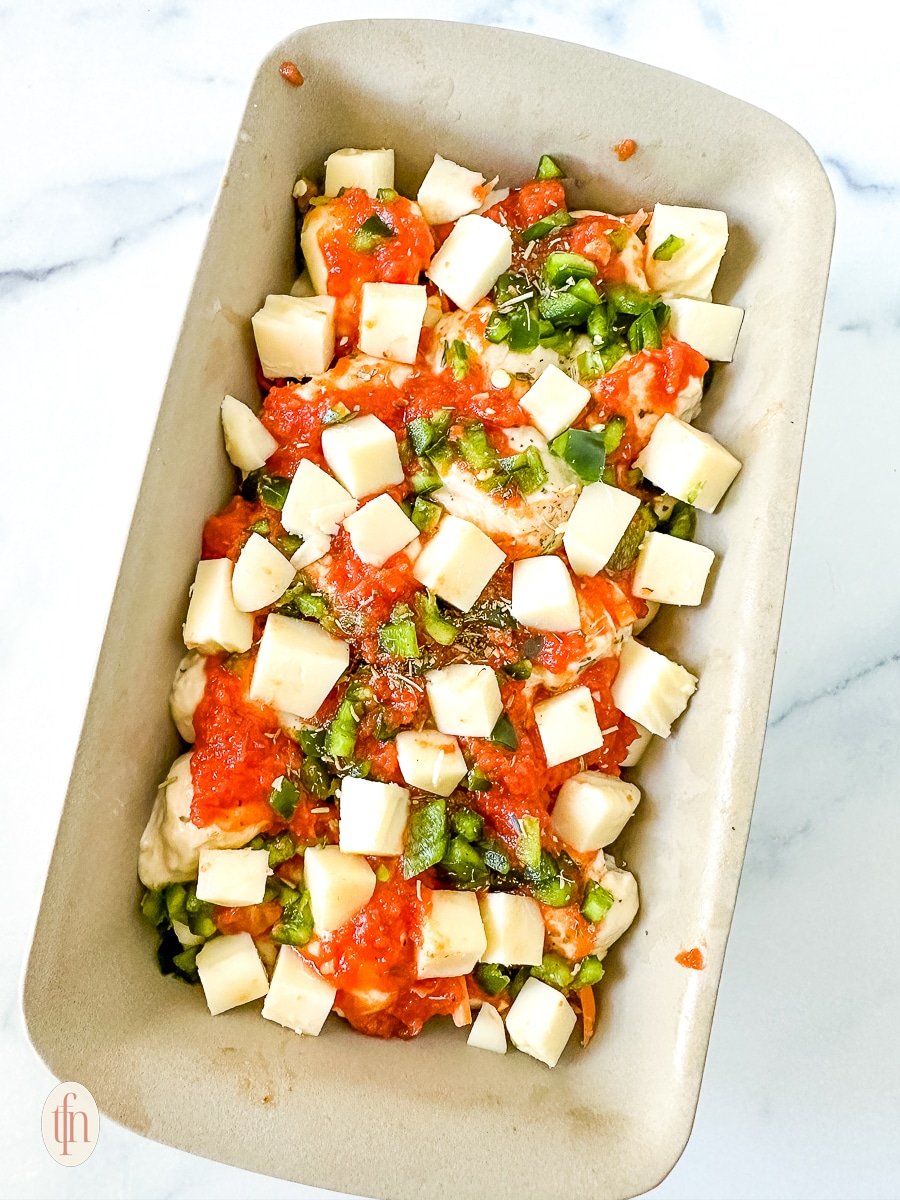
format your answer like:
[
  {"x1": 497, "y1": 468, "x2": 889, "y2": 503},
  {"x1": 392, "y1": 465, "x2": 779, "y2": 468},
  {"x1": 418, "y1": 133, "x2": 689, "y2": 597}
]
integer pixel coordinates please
[
  {"x1": 485, "y1": 179, "x2": 567, "y2": 230},
  {"x1": 190, "y1": 656, "x2": 298, "y2": 831},
  {"x1": 201, "y1": 496, "x2": 266, "y2": 561},
  {"x1": 676, "y1": 947, "x2": 705, "y2": 970}
]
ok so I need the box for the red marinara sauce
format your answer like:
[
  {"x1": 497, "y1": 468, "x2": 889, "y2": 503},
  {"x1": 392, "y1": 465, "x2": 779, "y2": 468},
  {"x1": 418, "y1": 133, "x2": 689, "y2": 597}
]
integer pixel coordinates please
[
  {"x1": 308, "y1": 875, "x2": 466, "y2": 1038},
  {"x1": 676, "y1": 947, "x2": 706, "y2": 970},
  {"x1": 190, "y1": 657, "x2": 298, "y2": 832}
]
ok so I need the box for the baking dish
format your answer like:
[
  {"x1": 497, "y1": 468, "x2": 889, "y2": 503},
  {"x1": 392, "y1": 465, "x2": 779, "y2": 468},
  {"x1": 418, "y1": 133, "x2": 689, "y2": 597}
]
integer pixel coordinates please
[{"x1": 24, "y1": 19, "x2": 833, "y2": 1199}]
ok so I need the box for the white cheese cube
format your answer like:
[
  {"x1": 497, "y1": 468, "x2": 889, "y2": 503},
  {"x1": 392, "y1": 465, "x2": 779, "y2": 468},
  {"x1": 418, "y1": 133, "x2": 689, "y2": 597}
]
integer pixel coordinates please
[
  {"x1": 591, "y1": 863, "x2": 640, "y2": 952},
  {"x1": 299, "y1": 206, "x2": 329, "y2": 294},
  {"x1": 511, "y1": 555, "x2": 581, "y2": 632},
  {"x1": 183, "y1": 559, "x2": 254, "y2": 654},
  {"x1": 519, "y1": 365, "x2": 590, "y2": 441},
  {"x1": 231, "y1": 533, "x2": 295, "y2": 612},
  {"x1": 220, "y1": 394, "x2": 277, "y2": 472},
  {"x1": 321, "y1": 413, "x2": 404, "y2": 499},
  {"x1": 635, "y1": 414, "x2": 741, "y2": 513},
  {"x1": 621, "y1": 721, "x2": 653, "y2": 768},
  {"x1": 632, "y1": 531, "x2": 715, "y2": 606},
  {"x1": 505, "y1": 977, "x2": 577, "y2": 1068},
  {"x1": 250, "y1": 614, "x2": 349, "y2": 719},
  {"x1": 196, "y1": 933, "x2": 269, "y2": 1016},
  {"x1": 644, "y1": 203, "x2": 729, "y2": 300},
  {"x1": 611, "y1": 638, "x2": 697, "y2": 738},
  {"x1": 412, "y1": 515, "x2": 505, "y2": 612},
  {"x1": 251, "y1": 294, "x2": 336, "y2": 380},
  {"x1": 563, "y1": 482, "x2": 641, "y2": 576},
  {"x1": 261, "y1": 945, "x2": 337, "y2": 1036},
  {"x1": 195, "y1": 847, "x2": 270, "y2": 906},
  {"x1": 417, "y1": 154, "x2": 489, "y2": 225},
  {"x1": 395, "y1": 729, "x2": 467, "y2": 797},
  {"x1": 324, "y1": 147, "x2": 395, "y2": 197},
  {"x1": 338, "y1": 777, "x2": 410, "y2": 856},
  {"x1": 282, "y1": 459, "x2": 357, "y2": 538},
  {"x1": 666, "y1": 296, "x2": 744, "y2": 362},
  {"x1": 290, "y1": 530, "x2": 332, "y2": 570},
  {"x1": 551, "y1": 772, "x2": 640, "y2": 852},
  {"x1": 416, "y1": 889, "x2": 487, "y2": 978},
  {"x1": 425, "y1": 664, "x2": 503, "y2": 738},
  {"x1": 426, "y1": 214, "x2": 513, "y2": 310},
  {"x1": 304, "y1": 845, "x2": 376, "y2": 933},
  {"x1": 479, "y1": 893, "x2": 545, "y2": 967},
  {"x1": 467, "y1": 1003, "x2": 507, "y2": 1054},
  {"x1": 534, "y1": 686, "x2": 604, "y2": 768},
  {"x1": 358, "y1": 282, "x2": 428, "y2": 364},
  {"x1": 343, "y1": 494, "x2": 418, "y2": 566}
]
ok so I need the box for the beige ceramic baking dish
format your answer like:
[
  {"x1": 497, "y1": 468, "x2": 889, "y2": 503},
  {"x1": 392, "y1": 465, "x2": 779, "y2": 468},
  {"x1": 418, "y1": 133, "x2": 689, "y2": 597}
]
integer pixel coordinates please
[{"x1": 24, "y1": 19, "x2": 834, "y2": 1200}]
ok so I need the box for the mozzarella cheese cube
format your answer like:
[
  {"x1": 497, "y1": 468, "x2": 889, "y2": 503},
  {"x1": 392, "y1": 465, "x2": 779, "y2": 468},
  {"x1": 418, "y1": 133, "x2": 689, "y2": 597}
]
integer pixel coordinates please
[
  {"x1": 467, "y1": 1003, "x2": 507, "y2": 1054},
  {"x1": 321, "y1": 413, "x2": 404, "y2": 499},
  {"x1": 231, "y1": 533, "x2": 295, "y2": 612},
  {"x1": 195, "y1": 847, "x2": 270, "y2": 906},
  {"x1": 261, "y1": 945, "x2": 337, "y2": 1036},
  {"x1": 343, "y1": 494, "x2": 418, "y2": 566},
  {"x1": 358, "y1": 282, "x2": 428, "y2": 364},
  {"x1": 299, "y1": 206, "x2": 329, "y2": 295},
  {"x1": 632, "y1": 531, "x2": 715, "y2": 606},
  {"x1": 304, "y1": 845, "x2": 376, "y2": 933},
  {"x1": 425, "y1": 664, "x2": 503, "y2": 738},
  {"x1": 635, "y1": 414, "x2": 741, "y2": 513},
  {"x1": 611, "y1": 638, "x2": 697, "y2": 738},
  {"x1": 511, "y1": 555, "x2": 581, "y2": 632},
  {"x1": 621, "y1": 721, "x2": 653, "y2": 768},
  {"x1": 519, "y1": 365, "x2": 590, "y2": 441},
  {"x1": 183, "y1": 559, "x2": 254, "y2": 654},
  {"x1": 324, "y1": 147, "x2": 395, "y2": 197},
  {"x1": 417, "y1": 154, "x2": 488, "y2": 225},
  {"x1": 196, "y1": 933, "x2": 269, "y2": 1016},
  {"x1": 395, "y1": 729, "x2": 468, "y2": 797},
  {"x1": 250, "y1": 614, "x2": 349, "y2": 719},
  {"x1": 426, "y1": 214, "x2": 513, "y2": 310},
  {"x1": 591, "y1": 863, "x2": 640, "y2": 951},
  {"x1": 416, "y1": 889, "x2": 487, "y2": 978},
  {"x1": 220, "y1": 394, "x2": 277, "y2": 472},
  {"x1": 282, "y1": 458, "x2": 357, "y2": 538},
  {"x1": 644, "y1": 203, "x2": 729, "y2": 300},
  {"x1": 169, "y1": 651, "x2": 207, "y2": 742},
  {"x1": 505, "y1": 976, "x2": 577, "y2": 1068},
  {"x1": 479, "y1": 893, "x2": 545, "y2": 967},
  {"x1": 338, "y1": 777, "x2": 410, "y2": 856},
  {"x1": 290, "y1": 530, "x2": 332, "y2": 570},
  {"x1": 563, "y1": 481, "x2": 641, "y2": 576},
  {"x1": 251, "y1": 294, "x2": 336, "y2": 380},
  {"x1": 534, "y1": 686, "x2": 604, "y2": 768},
  {"x1": 412, "y1": 515, "x2": 505, "y2": 612},
  {"x1": 666, "y1": 296, "x2": 744, "y2": 362},
  {"x1": 551, "y1": 772, "x2": 640, "y2": 852}
]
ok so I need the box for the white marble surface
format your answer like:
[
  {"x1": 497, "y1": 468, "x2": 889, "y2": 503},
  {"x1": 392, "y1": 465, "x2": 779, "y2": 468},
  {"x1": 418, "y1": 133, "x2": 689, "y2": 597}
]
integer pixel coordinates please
[{"x1": 2, "y1": 2, "x2": 898, "y2": 1197}]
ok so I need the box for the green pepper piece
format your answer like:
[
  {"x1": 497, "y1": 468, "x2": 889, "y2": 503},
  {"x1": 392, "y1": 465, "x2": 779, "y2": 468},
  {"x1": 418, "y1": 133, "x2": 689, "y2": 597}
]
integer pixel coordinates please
[
  {"x1": 481, "y1": 840, "x2": 511, "y2": 874},
  {"x1": 607, "y1": 504, "x2": 658, "y2": 572},
  {"x1": 485, "y1": 310, "x2": 512, "y2": 344},
  {"x1": 665, "y1": 501, "x2": 697, "y2": 541},
  {"x1": 269, "y1": 776, "x2": 299, "y2": 820},
  {"x1": 350, "y1": 213, "x2": 396, "y2": 253},
  {"x1": 439, "y1": 836, "x2": 489, "y2": 888},
  {"x1": 535, "y1": 154, "x2": 565, "y2": 180},
  {"x1": 257, "y1": 474, "x2": 291, "y2": 510},
  {"x1": 605, "y1": 282, "x2": 661, "y2": 316},
  {"x1": 450, "y1": 806, "x2": 484, "y2": 843},
  {"x1": 502, "y1": 658, "x2": 532, "y2": 681},
  {"x1": 402, "y1": 799, "x2": 448, "y2": 878},
  {"x1": 581, "y1": 879, "x2": 616, "y2": 923},
  {"x1": 573, "y1": 955, "x2": 605, "y2": 987},
  {"x1": 542, "y1": 251, "x2": 598, "y2": 288},
  {"x1": 520, "y1": 209, "x2": 575, "y2": 243},
  {"x1": 272, "y1": 888, "x2": 314, "y2": 946},
  {"x1": 458, "y1": 422, "x2": 498, "y2": 470},
  {"x1": 602, "y1": 416, "x2": 627, "y2": 454},
  {"x1": 517, "y1": 816, "x2": 542, "y2": 871},
  {"x1": 416, "y1": 590, "x2": 458, "y2": 646},
  {"x1": 379, "y1": 617, "x2": 420, "y2": 659},
  {"x1": 490, "y1": 712, "x2": 519, "y2": 751},
  {"x1": 466, "y1": 767, "x2": 493, "y2": 792},
  {"x1": 141, "y1": 889, "x2": 167, "y2": 927},
  {"x1": 411, "y1": 496, "x2": 442, "y2": 533},
  {"x1": 164, "y1": 883, "x2": 189, "y2": 927},
  {"x1": 549, "y1": 427, "x2": 607, "y2": 483},
  {"x1": 475, "y1": 962, "x2": 511, "y2": 995},
  {"x1": 652, "y1": 233, "x2": 685, "y2": 261},
  {"x1": 538, "y1": 290, "x2": 593, "y2": 329},
  {"x1": 325, "y1": 691, "x2": 362, "y2": 759},
  {"x1": 531, "y1": 951, "x2": 574, "y2": 990},
  {"x1": 445, "y1": 339, "x2": 470, "y2": 381},
  {"x1": 507, "y1": 305, "x2": 541, "y2": 353}
]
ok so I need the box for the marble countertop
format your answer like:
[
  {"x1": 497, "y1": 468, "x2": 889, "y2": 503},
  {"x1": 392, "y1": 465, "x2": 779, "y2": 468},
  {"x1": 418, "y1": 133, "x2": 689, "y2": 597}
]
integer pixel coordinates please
[{"x1": 3, "y1": 3, "x2": 898, "y2": 1197}]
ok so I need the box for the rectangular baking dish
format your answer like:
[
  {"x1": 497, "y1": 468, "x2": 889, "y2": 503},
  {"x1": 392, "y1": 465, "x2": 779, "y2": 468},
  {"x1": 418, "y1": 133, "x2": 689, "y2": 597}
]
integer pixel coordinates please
[{"x1": 24, "y1": 19, "x2": 833, "y2": 1200}]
